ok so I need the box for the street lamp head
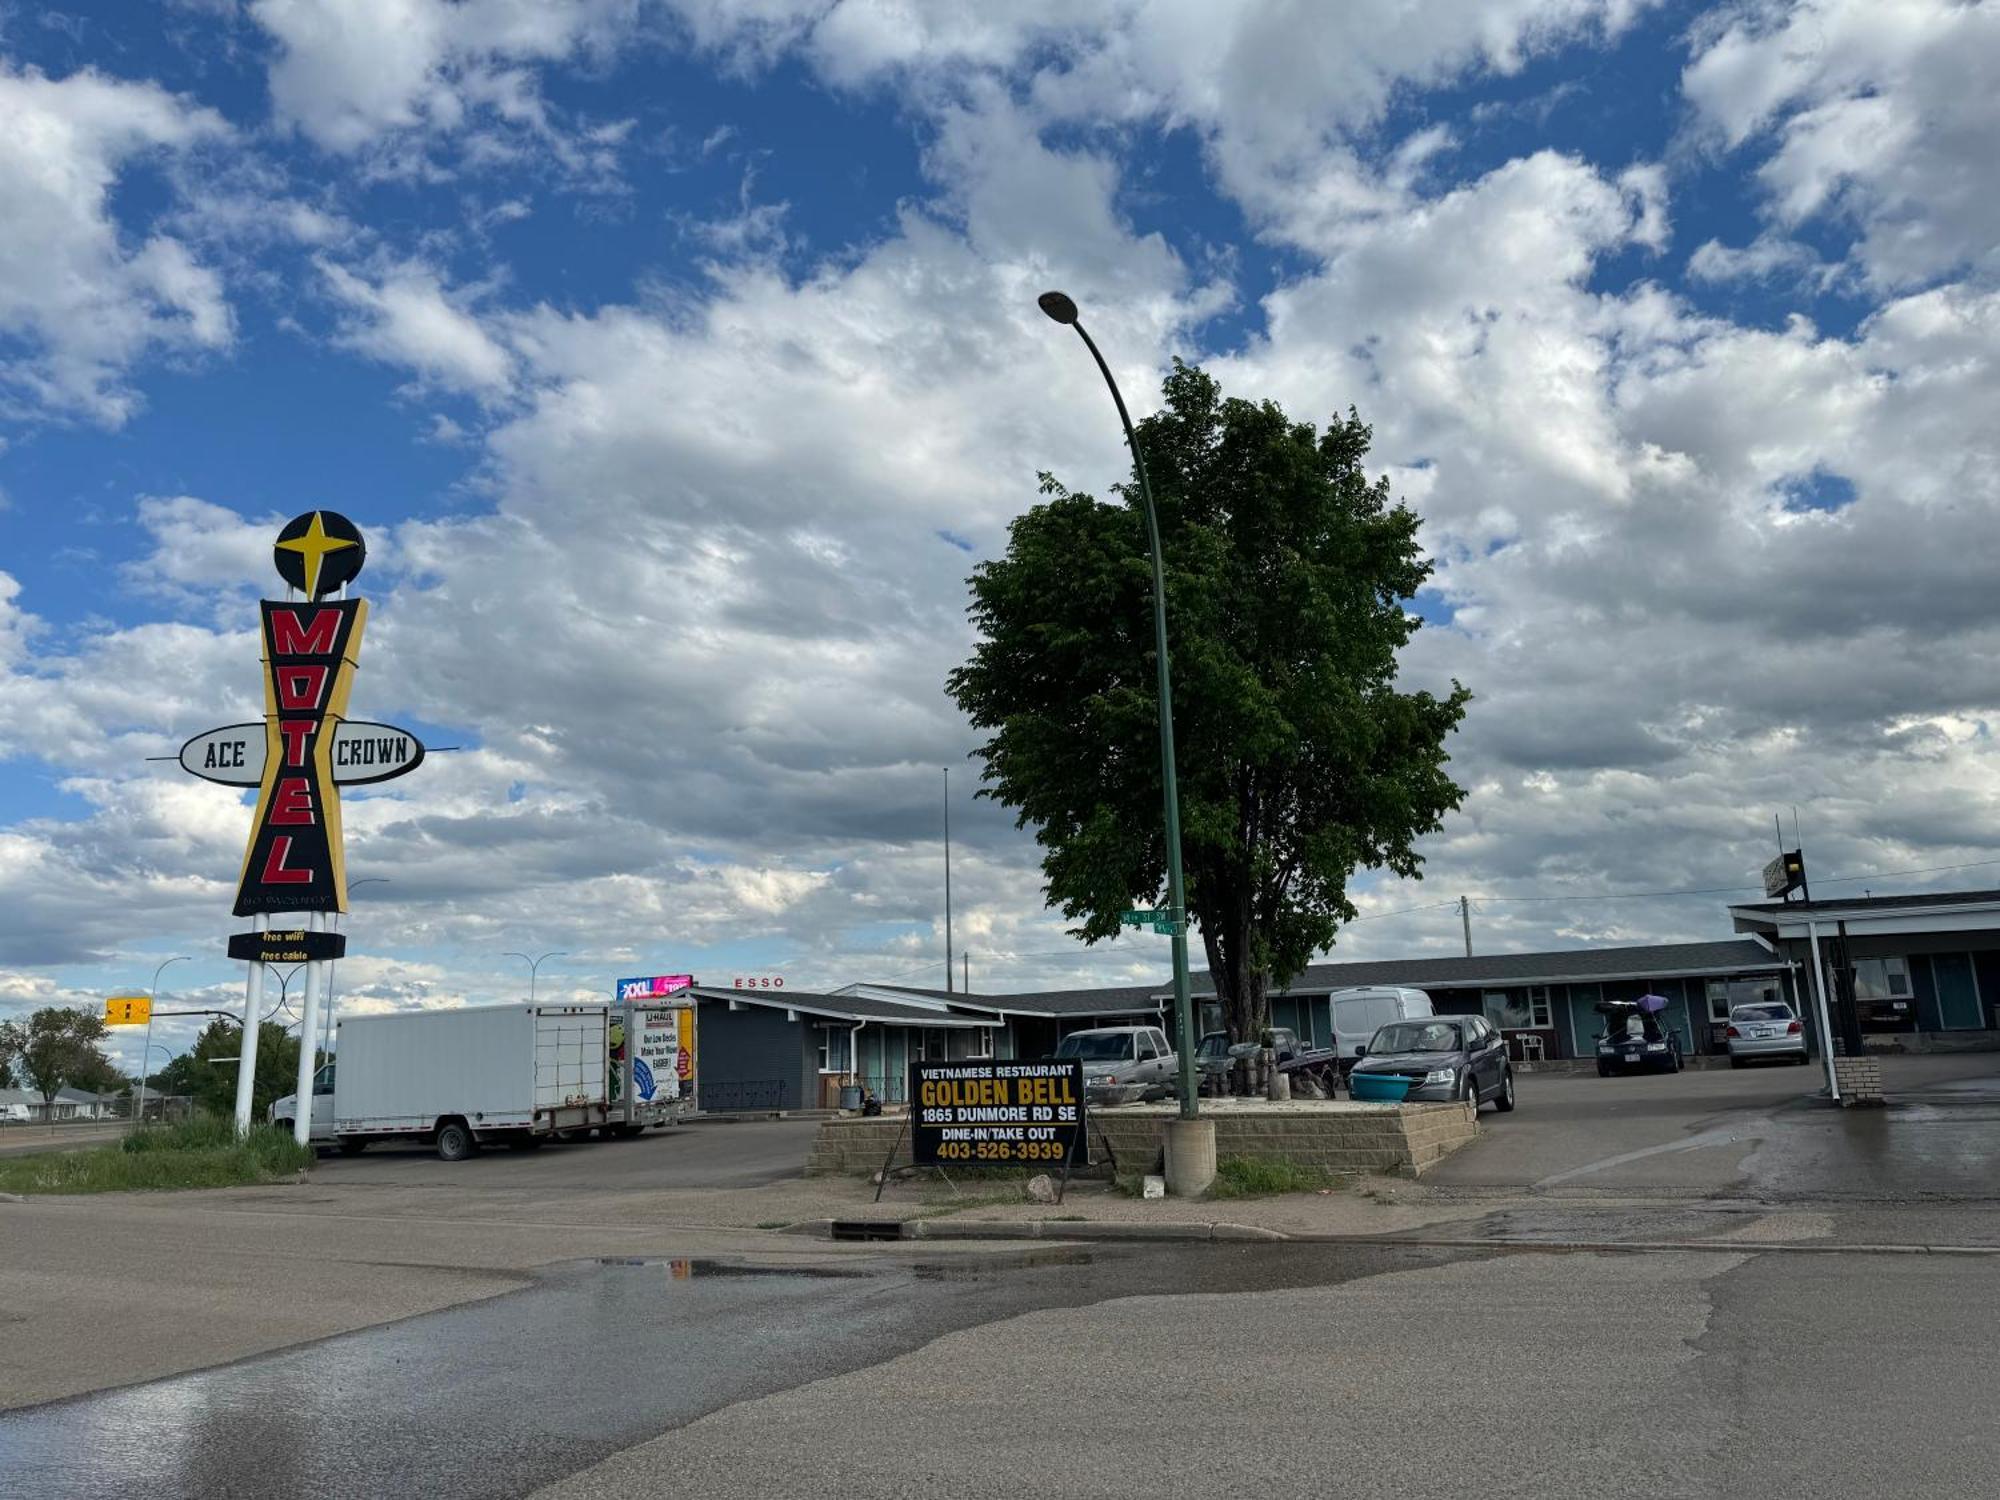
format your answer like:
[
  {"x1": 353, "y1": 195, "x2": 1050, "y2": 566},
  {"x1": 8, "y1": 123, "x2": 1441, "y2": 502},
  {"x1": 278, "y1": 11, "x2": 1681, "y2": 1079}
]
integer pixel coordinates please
[{"x1": 1037, "y1": 290, "x2": 1080, "y2": 326}]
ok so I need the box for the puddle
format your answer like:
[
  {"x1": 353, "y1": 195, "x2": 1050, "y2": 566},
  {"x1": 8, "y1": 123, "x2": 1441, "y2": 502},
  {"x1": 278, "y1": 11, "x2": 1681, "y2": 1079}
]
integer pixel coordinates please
[
  {"x1": 912, "y1": 1247, "x2": 1096, "y2": 1279},
  {"x1": 593, "y1": 1257, "x2": 869, "y2": 1279}
]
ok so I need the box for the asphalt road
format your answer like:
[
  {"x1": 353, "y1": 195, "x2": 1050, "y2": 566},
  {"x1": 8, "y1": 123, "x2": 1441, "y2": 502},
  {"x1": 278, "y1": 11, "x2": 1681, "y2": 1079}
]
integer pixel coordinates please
[
  {"x1": 8, "y1": 1236, "x2": 1994, "y2": 1500},
  {"x1": 536, "y1": 1243, "x2": 2000, "y2": 1500},
  {"x1": 0, "y1": 1242, "x2": 1464, "y2": 1498},
  {"x1": 1431, "y1": 1052, "x2": 2000, "y2": 1198},
  {"x1": 308, "y1": 1114, "x2": 823, "y2": 1190},
  {"x1": 0, "y1": 1124, "x2": 127, "y2": 1156},
  {"x1": 8, "y1": 1057, "x2": 2000, "y2": 1498}
]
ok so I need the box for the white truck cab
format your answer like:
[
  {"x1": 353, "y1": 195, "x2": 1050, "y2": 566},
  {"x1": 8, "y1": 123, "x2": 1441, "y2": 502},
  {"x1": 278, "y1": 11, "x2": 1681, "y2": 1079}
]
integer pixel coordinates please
[
  {"x1": 269, "y1": 1061, "x2": 336, "y2": 1141},
  {"x1": 1328, "y1": 987, "x2": 1435, "y2": 1068}
]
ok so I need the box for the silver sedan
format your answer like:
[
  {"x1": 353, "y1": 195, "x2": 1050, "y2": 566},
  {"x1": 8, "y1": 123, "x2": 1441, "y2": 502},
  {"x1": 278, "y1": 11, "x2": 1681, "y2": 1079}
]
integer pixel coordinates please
[{"x1": 1726, "y1": 1003, "x2": 1809, "y2": 1066}]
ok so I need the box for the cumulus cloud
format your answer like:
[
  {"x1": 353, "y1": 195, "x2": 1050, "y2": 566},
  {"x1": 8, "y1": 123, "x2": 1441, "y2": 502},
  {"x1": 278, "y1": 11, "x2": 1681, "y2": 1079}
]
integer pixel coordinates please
[
  {"x1": 0, "y1": 63, "x2": 232, "y2": 425},
  {"x1": 5, "y1": 0, "x2": 2000, "y2": 1018},
  {"x1": 253, "y1": 0, "x2": 642, "y2": 170},
  {"x1": 320, "y1": 258, "x2": 517, "y2": 394},
  {"x1": 1683, "y1": 0, "x2": 2000, "y2": 288}
]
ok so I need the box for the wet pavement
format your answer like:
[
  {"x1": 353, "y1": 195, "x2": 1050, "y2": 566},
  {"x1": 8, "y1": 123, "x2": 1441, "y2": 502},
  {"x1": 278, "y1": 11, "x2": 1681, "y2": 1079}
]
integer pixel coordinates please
[
  {"x1": 1429, "y1": 1055, "x2": 2000, "y2": 1202},
  {"x1": 0, "y1": 1242, "x2": 1469, "y2": 1499},
  {"x1": 304, "y1": 1114, "x2": 824, "y2": 1191}
]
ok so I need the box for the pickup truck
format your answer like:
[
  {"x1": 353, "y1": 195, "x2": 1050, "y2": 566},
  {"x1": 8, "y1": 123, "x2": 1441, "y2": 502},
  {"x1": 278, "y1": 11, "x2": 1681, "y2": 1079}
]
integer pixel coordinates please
[
  {"x1": 1195, "y1": 1028, "x2": 1342, "y2": 1095},
  {"x1": 1054, "y1": 1025, "x2": 1177, "y2": 1105}
]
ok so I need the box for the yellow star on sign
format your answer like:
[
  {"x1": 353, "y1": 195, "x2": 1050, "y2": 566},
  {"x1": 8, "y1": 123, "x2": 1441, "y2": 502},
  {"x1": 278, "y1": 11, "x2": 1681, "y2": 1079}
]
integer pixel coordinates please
[{"x1": 276, "y1": 511, "x2": 359, "y2": 600}]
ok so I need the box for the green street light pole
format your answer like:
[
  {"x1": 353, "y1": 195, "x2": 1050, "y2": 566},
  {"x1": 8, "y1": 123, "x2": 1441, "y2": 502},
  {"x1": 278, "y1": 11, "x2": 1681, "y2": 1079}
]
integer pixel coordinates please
[{"x1": 1038, "y1": 290, "x2": 1198, "y2": 1121}]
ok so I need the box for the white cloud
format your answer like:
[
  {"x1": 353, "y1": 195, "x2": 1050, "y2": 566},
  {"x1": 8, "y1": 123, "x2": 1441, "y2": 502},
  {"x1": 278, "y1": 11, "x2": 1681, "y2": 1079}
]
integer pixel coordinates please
[
  {"x1": 1686, "y1": 232, "x2": 1836, "y2": 287},
  {"x1": 253, "y1": 0, "x2": 643, "y2": 166},
  {"x1": 320, "y1": 258, "x2": 516, "y2": 394},
  {"x1": 8, "y1": 0, "x2": 2000, "y2": 1012},
  {"x1": 0, "y1": 64, "x2": 232, "y2": 425},
  {"x1": 1683, "y1": 0, "x2": 2000, "y2": 288}
]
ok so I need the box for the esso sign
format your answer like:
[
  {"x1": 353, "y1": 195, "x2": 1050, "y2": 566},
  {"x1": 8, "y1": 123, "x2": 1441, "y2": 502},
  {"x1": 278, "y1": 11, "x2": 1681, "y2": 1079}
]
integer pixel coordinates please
[{"x1": 732, "y1": 976, "x2": 785, "y2": 990}]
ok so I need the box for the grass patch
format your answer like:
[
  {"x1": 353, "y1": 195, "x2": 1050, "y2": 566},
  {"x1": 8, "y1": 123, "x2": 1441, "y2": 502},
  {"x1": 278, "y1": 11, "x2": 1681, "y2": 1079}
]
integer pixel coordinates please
[
  {"x1": 1207, "y1": 1156, "x2": 1350, "y2": 1200},
  {"x1": 0, "y1": 1118, "x2": 314, "y2": 1195}
]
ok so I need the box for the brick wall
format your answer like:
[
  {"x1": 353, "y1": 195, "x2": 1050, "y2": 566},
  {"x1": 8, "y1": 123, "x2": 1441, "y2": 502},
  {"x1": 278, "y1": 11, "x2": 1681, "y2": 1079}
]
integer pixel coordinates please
[
  {"x1": 805, "y1": 1101, "x2": 1478, "y2": 1181},
  {"x1": 1832, "y1": 1056, "x2": 1884, "y2": 1106}
]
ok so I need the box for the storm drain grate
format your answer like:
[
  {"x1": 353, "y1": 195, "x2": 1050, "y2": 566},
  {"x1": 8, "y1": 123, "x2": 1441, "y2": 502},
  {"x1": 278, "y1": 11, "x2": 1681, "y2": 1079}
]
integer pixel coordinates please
[{"x1": 830, "y1": 1219, "x2": 907, "y2": 1241}]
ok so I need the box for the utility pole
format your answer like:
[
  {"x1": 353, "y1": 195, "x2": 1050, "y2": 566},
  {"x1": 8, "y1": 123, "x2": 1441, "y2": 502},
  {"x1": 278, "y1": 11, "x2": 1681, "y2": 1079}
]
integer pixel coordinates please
[
  {"x1": 943, "y1": 767, "x2": 954, "y2": 995},
  {"x1": 963, "y1": 951, "x2": 969, "y2": 993},
  {"x1": 1460, "y1": 896, "x2": 1472, "y2": 958}
]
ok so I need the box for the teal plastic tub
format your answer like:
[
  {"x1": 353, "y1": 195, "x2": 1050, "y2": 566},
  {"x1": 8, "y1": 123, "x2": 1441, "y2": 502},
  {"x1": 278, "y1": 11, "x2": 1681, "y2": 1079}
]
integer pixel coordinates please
[{"x1": 1348, "y1": 1072, "x2": 1414, "y2": 1103}]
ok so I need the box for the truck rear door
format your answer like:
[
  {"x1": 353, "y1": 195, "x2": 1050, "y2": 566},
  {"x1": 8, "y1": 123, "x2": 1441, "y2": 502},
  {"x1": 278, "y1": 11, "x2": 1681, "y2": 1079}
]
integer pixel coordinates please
[{"x1": 534, "y1": 1007, "x2": 608, "y2": 1124}]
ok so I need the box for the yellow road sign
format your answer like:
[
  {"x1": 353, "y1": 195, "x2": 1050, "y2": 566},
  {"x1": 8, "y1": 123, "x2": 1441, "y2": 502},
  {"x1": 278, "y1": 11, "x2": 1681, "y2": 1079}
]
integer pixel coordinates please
[{"x1": 105, "y1": 995, "x2": 151, "y2": 1026}]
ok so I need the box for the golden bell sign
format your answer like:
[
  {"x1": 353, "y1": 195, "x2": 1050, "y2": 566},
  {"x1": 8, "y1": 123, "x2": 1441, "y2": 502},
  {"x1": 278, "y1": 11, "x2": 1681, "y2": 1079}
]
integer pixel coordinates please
[{"x1": 105, "y1": 995, "x2": 151, "y2": 1027}]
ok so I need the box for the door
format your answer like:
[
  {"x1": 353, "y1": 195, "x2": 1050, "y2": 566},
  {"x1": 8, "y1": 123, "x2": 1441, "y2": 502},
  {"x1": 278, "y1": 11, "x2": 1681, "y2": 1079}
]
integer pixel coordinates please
[
  {"x1": 1136, "y1": 1029, "x2": 1167, "y2": 1091},
  {"x1": 1472, "y1": 1021, "x2": 1505, "y2": 1093},
  {"x1": 1933, "y1": 954, "x2": 1983, "y2": 1030}
]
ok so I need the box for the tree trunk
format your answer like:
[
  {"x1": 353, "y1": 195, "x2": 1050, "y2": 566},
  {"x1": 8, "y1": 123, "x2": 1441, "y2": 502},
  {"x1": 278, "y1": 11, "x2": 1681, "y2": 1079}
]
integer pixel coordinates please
[{"x1": 1200, "y1": 910, "x2": 1272, "y2": 1046}]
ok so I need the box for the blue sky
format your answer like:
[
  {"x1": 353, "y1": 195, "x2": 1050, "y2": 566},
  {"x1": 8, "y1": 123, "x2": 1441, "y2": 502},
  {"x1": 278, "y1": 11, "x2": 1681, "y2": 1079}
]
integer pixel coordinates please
[{"x1": 1, "y1": 0, "x2": 1996, "y2": 1072}]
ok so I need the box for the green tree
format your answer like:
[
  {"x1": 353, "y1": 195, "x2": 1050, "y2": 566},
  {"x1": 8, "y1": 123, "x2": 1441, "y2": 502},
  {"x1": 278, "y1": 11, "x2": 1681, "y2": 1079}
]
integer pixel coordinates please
[
  {"x1": 0, "y1": 1007, "x2": 118, "y2": 1116},
  {"x1": 949, "y1": 362, "x2": 1469, "y2": 1042},
  {"x1": 175, "y1": 1018, "x2": 303, "y2": 1121},
  {"x1": 0, "y1": 1052, "x2": 14, "y2": 1089}
]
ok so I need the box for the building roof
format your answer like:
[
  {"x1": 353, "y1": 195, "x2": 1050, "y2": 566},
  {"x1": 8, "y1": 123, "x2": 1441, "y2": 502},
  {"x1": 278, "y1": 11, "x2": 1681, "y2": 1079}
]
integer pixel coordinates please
[
  {"x1": 856, "y1": 939, "x2": 1788, "y2": 1017},
  {"x1": 688, "y1": 986, "x2": 987, "y2": 1027},
  {"x1": 848, "y1": 981, "x2": 1170, "y2": 1019},
  {"x1": 1730, "y1": 889, "x2": 2000, "y2": 917},
  {"x1": 1262, "y1": 939, "x2": 1789, "y2": 994}
]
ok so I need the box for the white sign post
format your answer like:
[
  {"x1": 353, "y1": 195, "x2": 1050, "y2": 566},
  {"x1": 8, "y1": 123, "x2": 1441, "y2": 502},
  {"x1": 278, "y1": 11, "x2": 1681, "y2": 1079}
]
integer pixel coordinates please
[
  {"x1": 292, "y1": 913, "x2": 325, "y2": 1148},
  {"x1": 233, "y1": 915, "x2": 266, "y2": 1135}
]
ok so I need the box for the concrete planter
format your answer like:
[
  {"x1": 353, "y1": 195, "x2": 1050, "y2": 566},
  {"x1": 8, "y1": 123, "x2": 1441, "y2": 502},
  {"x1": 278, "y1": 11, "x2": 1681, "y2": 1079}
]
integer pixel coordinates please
[{"x1": 805, "y1": 1098, "x2": 1478, "y2": 1182}]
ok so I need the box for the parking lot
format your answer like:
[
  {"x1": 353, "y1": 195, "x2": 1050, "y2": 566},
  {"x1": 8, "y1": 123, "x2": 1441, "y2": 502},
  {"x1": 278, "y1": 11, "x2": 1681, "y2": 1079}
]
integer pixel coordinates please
[
  {"x1": 1427, "y1": 1052, "x2": 2000, "y2": 1197},
  {"x1": 306, "y1": 1115, "x2": 823, "y2": 1191}
]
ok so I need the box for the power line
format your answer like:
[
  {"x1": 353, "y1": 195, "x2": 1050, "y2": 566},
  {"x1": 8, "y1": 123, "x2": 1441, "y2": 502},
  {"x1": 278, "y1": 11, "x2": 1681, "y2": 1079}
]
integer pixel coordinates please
[{"x1": 1348, "y1": 900, "x2": 1462, "y2": 922}]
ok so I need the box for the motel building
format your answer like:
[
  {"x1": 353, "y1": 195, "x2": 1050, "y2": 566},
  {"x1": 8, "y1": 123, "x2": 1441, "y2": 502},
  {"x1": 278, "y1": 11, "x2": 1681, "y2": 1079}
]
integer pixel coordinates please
[{"x1": 683, "y1": 889, "x2": 2000, "y2": 1111}]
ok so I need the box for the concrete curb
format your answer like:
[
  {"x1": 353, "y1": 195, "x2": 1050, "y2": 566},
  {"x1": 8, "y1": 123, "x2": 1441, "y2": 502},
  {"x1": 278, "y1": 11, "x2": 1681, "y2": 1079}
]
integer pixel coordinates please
[{"x1": 810, "y1": 1217, "x2": 2000, "y2": 1256}]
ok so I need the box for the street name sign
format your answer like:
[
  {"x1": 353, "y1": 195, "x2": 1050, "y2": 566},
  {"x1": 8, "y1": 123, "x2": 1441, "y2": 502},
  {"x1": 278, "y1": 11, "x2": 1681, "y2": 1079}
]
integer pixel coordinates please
[{"x1": 908, "y1": 1059, "x2": 1087, "y2": 1166}]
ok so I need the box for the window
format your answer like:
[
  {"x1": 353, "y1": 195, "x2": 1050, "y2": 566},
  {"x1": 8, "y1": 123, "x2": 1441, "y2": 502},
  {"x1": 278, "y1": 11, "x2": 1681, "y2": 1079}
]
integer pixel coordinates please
[
  {"x1": 1373, "y1": 1021, "x2": 1461, "y2": 1053},
  {"x1": 1852, "y1": 957, "x2": 1912, "y2": 1000},
  {"x1": 1707, "y1": 977, "x2": 1783, "y2": 1023},
  {"x1": 945, "y1": 1027, "x2": 993, "y2": 1060},
  {"x1": 1482, "y1": 991, "x2": 1533, "y2": 1029},
  {"x1": 1731, "y1": 1003, "x2": 1795, "y2": 1023},
  {"x1": 817, "y1": 1025, "x2": 849, "y2": 1073},
  {"x1": 1136, "y1": 1032, "x2": 1158, "y2": 1060},
  {"x1": 1526, "y1": 986, "x2": 1553, "y2": 1028},
  {"x1": 1055, "y1": 1031, "x2": 1136, "y2": 1061},
  {"x1": 922, "y1": 1029, "x2": 949, "y2": 1061}
]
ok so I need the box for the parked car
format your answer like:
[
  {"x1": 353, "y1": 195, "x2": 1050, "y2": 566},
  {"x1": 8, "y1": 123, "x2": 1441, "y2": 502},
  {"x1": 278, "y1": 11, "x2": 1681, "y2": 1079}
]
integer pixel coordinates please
[
  {"x1": 1347, "y1": 1015, "x2": 1515, "y2": 1111},
  {"x1": 1726, "y1": 1002, "x2": 1809, "y2": 1067},
  {"x1": 1194, "y1": 1027, "x2": 1302, "y2": 1079},
  {"x1": 1595, "y1": 998, "x2": 1683, "y2": 1076},
  {"x1": 1194, "y1": 1030, "x2": 1234, "y2": 1084},
  {"x1": 1328, "y1": 987, "x2": 1434, "y2": 1074},
  {"x1": 1054, "y1": 1025, "x2": 1176, "y2": 1106}
]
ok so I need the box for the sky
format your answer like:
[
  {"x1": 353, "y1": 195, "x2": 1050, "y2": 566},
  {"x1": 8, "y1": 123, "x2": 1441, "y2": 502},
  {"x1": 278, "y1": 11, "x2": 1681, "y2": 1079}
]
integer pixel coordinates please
[{"x1": 2, "y1": 0, "x2": 1997, "y2": 1076}]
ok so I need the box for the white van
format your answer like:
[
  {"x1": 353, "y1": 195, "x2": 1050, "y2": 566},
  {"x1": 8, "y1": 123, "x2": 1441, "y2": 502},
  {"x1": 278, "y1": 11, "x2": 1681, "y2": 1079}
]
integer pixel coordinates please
[{"x1": 1328, "y1": 987, "x2": 1435, "y2": 1068}]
